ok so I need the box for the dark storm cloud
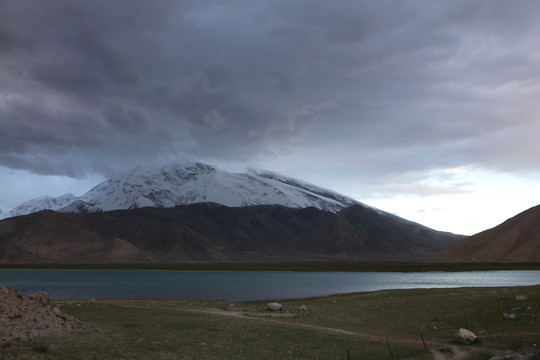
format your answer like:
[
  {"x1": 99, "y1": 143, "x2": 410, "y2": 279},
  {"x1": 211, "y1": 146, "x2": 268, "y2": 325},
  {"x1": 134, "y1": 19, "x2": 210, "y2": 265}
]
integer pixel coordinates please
[{"x1": 1, "y1": 0, "x2": 540, "y2": 182}]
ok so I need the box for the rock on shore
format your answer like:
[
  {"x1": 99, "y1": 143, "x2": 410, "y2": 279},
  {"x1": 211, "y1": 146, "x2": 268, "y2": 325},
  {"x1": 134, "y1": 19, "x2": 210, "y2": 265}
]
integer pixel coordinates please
[{"x1": 0, "y1": 286, "x2": 82, "y2": 342}]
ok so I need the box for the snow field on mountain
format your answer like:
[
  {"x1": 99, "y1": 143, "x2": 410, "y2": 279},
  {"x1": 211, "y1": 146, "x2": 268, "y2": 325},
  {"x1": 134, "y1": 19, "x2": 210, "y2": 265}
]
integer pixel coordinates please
[{"x1": 2, "y1": 162, "x2": 365, "y2": 219}]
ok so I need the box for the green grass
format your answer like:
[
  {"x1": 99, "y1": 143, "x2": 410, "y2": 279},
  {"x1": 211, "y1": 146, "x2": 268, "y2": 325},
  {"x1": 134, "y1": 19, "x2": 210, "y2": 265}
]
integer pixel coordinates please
[
  {"x1": 2, "y1": 286, "x2": 539, "y2": 359},
  {"x1": 1, "y1": 302, "x2": 428, "y2": 359},
  {"x1": 270, "y1": 286, "x2": 540, "y2": 345}
]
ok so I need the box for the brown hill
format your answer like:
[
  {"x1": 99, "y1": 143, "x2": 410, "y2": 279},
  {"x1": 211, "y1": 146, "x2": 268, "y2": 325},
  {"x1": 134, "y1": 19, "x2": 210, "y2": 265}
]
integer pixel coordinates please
[
  {"x1": 431, "y1": 204, "x2": 540, "y2": 262},
  {"x1": 292, "y1": 205, "x2": 463, "y2": 261},
  {"x1": 0, "y1": 203, "x2": 462, "y2": 263}
]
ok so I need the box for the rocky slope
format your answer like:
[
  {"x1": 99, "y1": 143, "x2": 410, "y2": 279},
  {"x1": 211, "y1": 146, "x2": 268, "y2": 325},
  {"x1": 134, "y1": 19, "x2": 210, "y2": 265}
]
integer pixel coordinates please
[
  {"x1": 0, "y1": 203, "x2": 462, "y2": 263},
  {"x1": 431, "y1": 204, "x2": 540, "y2": 262},
  {"x1": 0, "y1": 286, "x2": 82, "y2": 342}
]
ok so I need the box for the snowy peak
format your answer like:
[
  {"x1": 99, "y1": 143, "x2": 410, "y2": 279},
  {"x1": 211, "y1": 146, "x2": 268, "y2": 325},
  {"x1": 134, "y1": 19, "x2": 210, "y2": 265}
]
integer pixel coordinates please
[
  {"x1": 58, "y1": 200, "x2": 102, "y2": 214},
  {"x1": 1, "y1": 163, "x2": 367, "y2": 219},
  {"x1": 4, "y1": 194, "x2": 77, "y2": 219},
  {"x1": 80, "y1": 163, "x2": 223, "y2": 211},
  {"x1": 247, "y1": 168, "x2": 359, "y2": 209}
]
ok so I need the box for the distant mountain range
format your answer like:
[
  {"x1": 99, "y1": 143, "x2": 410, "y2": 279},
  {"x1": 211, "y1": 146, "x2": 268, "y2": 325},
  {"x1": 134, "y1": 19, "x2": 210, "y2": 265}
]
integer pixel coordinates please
[
  {"x1": 4, "y1": 162, "x2": 538, "y2": 263},
  {"x1": 0, "y1": 162, "x2": 469, "y2": 263},
  {"x1": 430, "y1": 204, "x2": 540, "y2": 262},
  {"x1": 0, "y1": 203, "x2": 463, "y2": 263},
  {"x1": 1, "y1": 163, "x2": 364, "y2": 219}
]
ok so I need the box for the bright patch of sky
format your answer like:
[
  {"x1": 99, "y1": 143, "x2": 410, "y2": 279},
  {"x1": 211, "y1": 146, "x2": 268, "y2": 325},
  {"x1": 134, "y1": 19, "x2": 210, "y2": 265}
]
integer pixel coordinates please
[
  {"x1": 0, "y1": 167, "x2": 105, "y2": 212},
  {"x1": 363, "y1": 170, "x2": 540, "y2": 235}
]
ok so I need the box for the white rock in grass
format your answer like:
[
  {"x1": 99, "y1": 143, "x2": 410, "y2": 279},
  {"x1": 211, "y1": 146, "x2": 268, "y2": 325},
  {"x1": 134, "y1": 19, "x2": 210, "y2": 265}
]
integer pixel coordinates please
[
  {"x1": 267, "y1": 302, "x2": 282, "y2": 311},
  {"x1": 454, "y1": 328, "x2": 477, "y2": 344}
]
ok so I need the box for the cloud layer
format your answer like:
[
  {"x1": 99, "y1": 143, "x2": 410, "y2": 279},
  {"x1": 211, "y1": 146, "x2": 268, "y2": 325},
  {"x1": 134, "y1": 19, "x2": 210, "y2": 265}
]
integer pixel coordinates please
[{"x1": 2, "y1": 0, "x2": 540, "y2": 186}]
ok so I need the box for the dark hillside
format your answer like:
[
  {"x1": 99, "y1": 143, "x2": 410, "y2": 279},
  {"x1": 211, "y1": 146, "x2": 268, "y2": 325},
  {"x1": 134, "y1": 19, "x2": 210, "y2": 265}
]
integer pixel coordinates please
[{"x1": 0, "y1": 203, "x2": 462, "y2": 263}]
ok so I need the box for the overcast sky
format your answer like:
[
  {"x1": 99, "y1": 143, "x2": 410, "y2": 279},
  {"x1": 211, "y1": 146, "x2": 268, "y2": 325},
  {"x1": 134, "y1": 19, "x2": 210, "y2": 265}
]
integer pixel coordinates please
[{"x1": 2, "y1": 0, "x2": 540, "y2": 235}]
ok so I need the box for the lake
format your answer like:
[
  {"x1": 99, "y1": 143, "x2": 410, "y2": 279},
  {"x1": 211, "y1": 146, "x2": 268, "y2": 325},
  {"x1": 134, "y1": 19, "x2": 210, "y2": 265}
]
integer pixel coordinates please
[{"x1": 1, "y1": 269, "x2": 539, "y2": 302}]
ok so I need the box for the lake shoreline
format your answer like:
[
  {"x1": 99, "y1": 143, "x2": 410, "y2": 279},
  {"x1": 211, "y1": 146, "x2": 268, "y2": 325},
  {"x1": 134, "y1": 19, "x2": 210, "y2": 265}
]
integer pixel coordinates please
[
  {"x1": 3, "y1": 268, "x2": 540, "y2": 302},
  {"x1": 1, "y1": 261, "x2": 540, "y2": 272}
]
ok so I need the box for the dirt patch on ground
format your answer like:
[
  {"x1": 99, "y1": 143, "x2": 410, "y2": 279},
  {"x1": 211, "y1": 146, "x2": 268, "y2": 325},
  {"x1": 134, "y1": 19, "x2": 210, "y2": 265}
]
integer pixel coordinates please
[
  {"x1": 431, "y1": 346, "x2": 472, "y2": 360},
  {"x1": 0, "y1": 286, "x2": 82, "y2": 342},
  {"x1": 187, "y1": 306, "x2": 445, "y2": 347},
  {"x1": 186, "y1": 306, "x2": 540, "y2": 360}
]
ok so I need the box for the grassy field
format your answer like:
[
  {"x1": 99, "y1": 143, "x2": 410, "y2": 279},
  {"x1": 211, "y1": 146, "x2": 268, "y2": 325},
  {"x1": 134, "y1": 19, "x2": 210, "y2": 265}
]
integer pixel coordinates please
[{"x1": 2, "y1": 285, "x2": 539, "y2": 360}]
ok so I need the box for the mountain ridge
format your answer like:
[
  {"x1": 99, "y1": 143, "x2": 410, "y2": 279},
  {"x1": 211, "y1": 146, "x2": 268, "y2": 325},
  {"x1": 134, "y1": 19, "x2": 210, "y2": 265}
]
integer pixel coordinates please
[
  {"x1": 0, "y1": 162, "x2": 471, "y2": 263},
  {"x1": 0, "y1": 203, "x2": 463, "y2": 263},
  {"x1": 2, "y1": 163, "x2": 364, "y2": 219}
]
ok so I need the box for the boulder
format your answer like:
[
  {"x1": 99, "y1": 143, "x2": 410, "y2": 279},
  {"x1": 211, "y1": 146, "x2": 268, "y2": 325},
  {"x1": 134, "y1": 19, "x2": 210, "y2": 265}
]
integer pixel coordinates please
[
  {"x1": 515, "y1": 295, "x2": 527, "y2": 301},
  {"x1": 8, "y1": 310, "x2": 22, "y2": 319},
  {"x1": 267, "y1": 302, "x2": 282, "y2": 311},
  {"x1": 299, "y1": 305, "x2": 308, "y2": 311},
  {"x1": 30, "y1": 291, "x2": 50, "y2": 306},
  {"x1": 53, "y1": 307, "x2": 68, "y2": 320},
  {"x1": 503, "y1": 313, "x2": 517, "y2": 320},
  {"x1": 454, "y1": 328, "x2": 477, "y2": 344}
]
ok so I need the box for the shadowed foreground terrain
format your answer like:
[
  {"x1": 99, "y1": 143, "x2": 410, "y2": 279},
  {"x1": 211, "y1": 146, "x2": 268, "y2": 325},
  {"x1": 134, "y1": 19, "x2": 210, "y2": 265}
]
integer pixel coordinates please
[{"x1": 2, "y1": 286, "x2": 539, "y2": 360}]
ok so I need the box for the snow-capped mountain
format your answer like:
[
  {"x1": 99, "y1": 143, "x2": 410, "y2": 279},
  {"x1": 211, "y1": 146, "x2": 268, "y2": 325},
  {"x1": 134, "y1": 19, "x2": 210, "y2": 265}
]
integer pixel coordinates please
[
  {"x1": 2, "y1": 162, "x2": 366, "y2": 219},
  {"x1": 3, "y1": 193, "x2": 78, "y2": 219}
]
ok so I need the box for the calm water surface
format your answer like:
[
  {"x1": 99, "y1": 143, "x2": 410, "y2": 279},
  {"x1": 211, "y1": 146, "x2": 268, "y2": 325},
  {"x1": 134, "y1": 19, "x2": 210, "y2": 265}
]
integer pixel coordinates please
[{"x1": 1, "y1": 269, "x2": 539, "y2": 301}]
